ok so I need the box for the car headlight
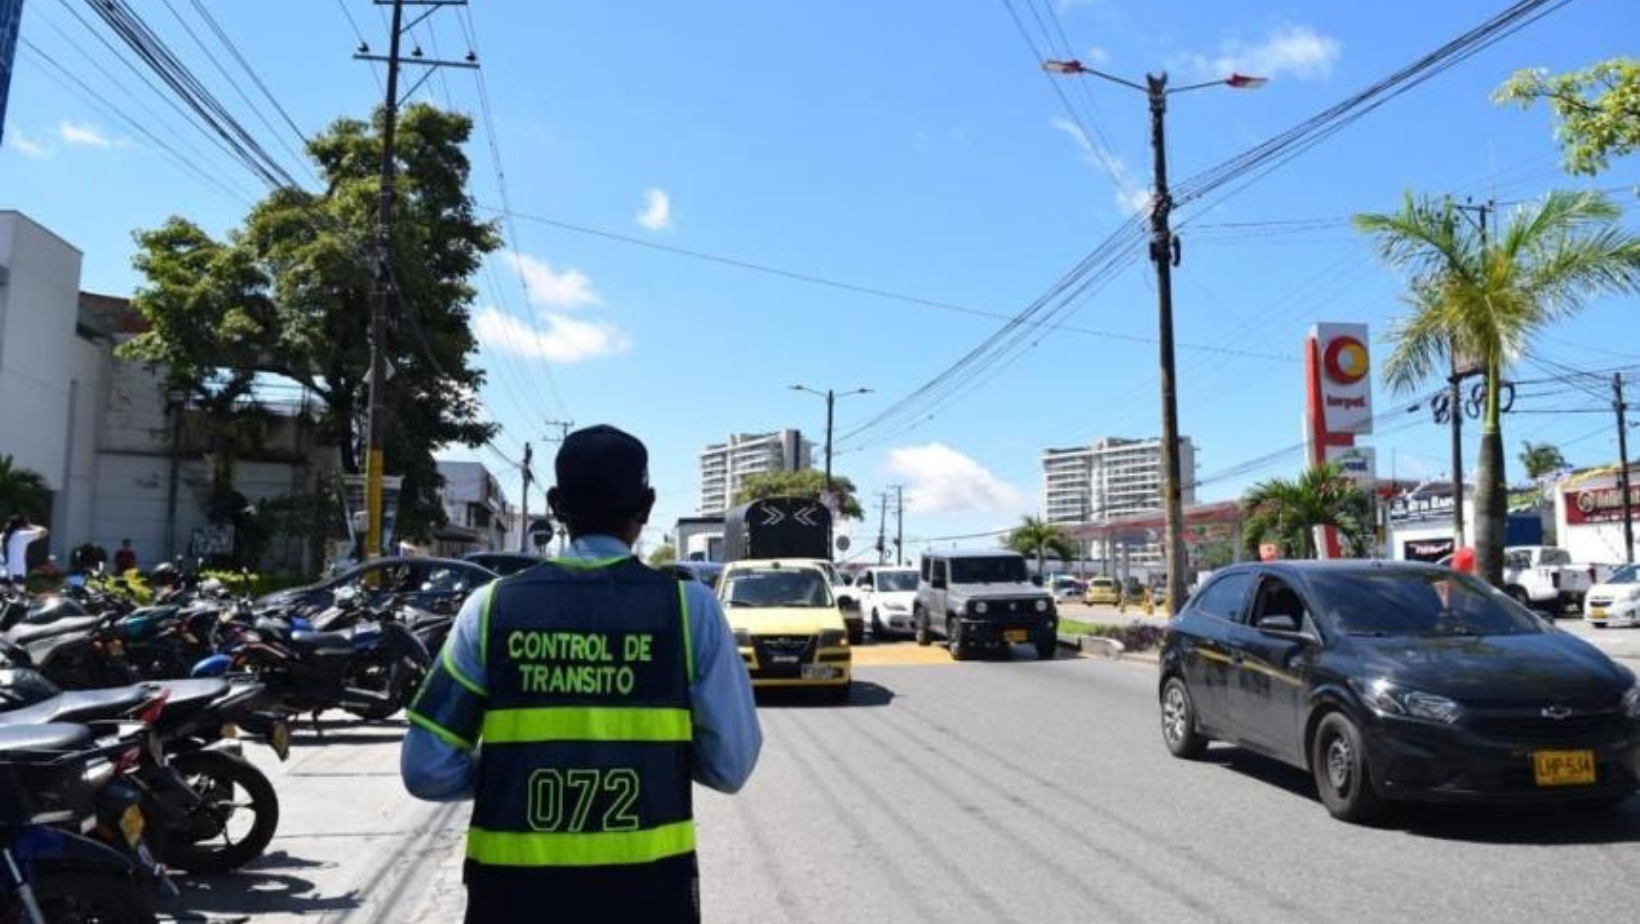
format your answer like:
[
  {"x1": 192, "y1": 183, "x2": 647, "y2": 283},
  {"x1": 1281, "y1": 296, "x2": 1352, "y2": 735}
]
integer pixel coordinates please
[
  {"x1": 733, "y1": 628, "x2": 750, "y2": 647},
  {"x1": 972, "y1": 601, "x2": 989, "y2": 615},
  {"x1": 818, "y1": 629, "x2": 848, "y2": 648},
  {"x1": 1356, "y1": 679, "x2": 1463, "y2": 724},
  {"x1": 1623, "y1": 682, "x2": 1640, "y2": 720},
  {"x1": 1035, "y1": 599, "x2": 1049, "y2": 613}
]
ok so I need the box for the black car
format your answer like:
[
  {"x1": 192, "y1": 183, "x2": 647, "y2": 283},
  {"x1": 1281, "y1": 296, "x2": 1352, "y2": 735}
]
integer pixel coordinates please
[
  {"x1": 462, "y1": 551, "x2": 545, "y2": 577},
  {"x1": 256, "y1": 557, "x2": 497, "y2": 617},
  {"x1": 1159, "y1": 560, "x2": 1640, "y2": 822}
]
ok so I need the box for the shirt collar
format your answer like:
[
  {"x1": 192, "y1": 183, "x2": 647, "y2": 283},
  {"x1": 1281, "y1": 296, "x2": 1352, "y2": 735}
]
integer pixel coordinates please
[{"x1": 566, "y1": 534, "x2": 633, "y2": 559}]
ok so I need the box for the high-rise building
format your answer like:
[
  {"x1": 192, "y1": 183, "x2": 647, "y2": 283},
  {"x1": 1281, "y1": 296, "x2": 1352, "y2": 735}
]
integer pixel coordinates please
[
  {"x1": 699, "y1": 430, "x2": 814, "y2": 515},
  {"x1": 1041, "y1": 436, "x2": 1197, "y2": 566}
]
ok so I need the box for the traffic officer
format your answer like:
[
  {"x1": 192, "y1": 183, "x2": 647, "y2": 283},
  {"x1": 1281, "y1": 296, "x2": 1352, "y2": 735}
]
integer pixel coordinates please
[{"x1": 401, "y1": 425, "x2": 762, "y2": 923}]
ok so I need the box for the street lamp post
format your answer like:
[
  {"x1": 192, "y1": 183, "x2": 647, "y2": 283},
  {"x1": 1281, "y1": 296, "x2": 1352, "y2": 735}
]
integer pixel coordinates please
[
  {"x1": 1043, "y1": 59, "x2": 1265, "y2": 610},
  {"x1": 789, "y1": 385, "x2": 871, "y2": 507}
]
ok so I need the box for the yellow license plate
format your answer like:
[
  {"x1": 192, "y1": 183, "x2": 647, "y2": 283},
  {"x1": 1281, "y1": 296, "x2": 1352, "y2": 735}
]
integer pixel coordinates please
[
  {"x1": 119, "y1": 804, "x2": 145, "y2": 847},
  {"x1": 1590, "y1": 608, "x2": 1607, "y2": 619},
  {"x1": 1532, "y1": 749, "x2": 1597, "y2": 787},
  {"x1": 1004, "y1": 629, "x2": 1028, "y2": 643}
]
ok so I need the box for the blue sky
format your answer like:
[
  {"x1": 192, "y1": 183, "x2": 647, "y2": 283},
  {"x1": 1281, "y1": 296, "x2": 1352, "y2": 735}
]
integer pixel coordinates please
[{"x1": 3, "y1": 0, "x2": 1637, "y2": 555}]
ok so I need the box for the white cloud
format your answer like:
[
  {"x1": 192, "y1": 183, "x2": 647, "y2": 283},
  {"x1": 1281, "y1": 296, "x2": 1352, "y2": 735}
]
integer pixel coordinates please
[
  {"x1": 58, "y1": 120, "x2": 120, "y2": 148},
  {"x1": 1049, "y1": 116, "x2": 1149, "y2": 215},
  {"x1": 498, "y1": 251, "x2": 601, "y2": 310},
  {"x1": 885, "y1": 443, "x2": 1027, "y2": 516},
  {"x1": 1177, "y1": 24, "x2": 1341, "y2": 83},
  {"x1": 1085, "y1": 45, "x2": 1111, "y2": 66},
  {"x1": 474, "y1": 307, "x2": 630, "y2": 364},
  {"x1": 636, "y1": 188, "x2": 671, "y2": 232},
  {"x1": 5, "y1": 130, "x2": 52, "y2": 159}
]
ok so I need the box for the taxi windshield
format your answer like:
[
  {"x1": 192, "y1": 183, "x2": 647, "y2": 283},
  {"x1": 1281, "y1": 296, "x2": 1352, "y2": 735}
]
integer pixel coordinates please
[{"x1": 722, "y1": 569, "x2": 834, "y2": 608}]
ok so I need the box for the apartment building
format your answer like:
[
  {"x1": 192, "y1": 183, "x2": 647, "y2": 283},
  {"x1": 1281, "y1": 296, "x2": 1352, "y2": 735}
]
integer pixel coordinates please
[
  {"x1": 699, "y1": 429, "x2": 813, "y2": 515},
  {"x1": 1041, "y1": 436, "x2": 1197, "y2": 565}
]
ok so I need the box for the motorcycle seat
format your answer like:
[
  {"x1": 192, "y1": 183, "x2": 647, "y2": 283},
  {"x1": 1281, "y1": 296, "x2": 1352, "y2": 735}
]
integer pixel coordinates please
[
  {"x1": 151, "y1": 677, "x2": 232, "y2": 714},
  {"x1": 3, "y1": 615, "x2": 102, "y2": 646},
  {"x1": 290, "y1": 630, "x2": 353, "y2": 653},
  {"x1": 0, "y1": 684, "x2": 156, "y2": 727},
  {"x1": 0, "y1": 722, "x2": 95, "y2": 760}
]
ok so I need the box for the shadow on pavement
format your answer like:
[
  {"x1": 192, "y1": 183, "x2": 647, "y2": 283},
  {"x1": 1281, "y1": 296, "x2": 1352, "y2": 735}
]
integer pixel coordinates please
[
  {"x1": 1210, "y1": 746, "x2": 1640, "y2": 844},
  {"x1": 755, "y1": 679, "x2": 895, "y2": 709},
  {"x1": 173, "y1": 868, "x2": 360, "y2": 918}
]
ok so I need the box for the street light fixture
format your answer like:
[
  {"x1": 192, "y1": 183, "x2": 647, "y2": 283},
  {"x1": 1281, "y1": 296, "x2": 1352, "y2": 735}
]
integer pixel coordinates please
[
  {"x1": 789, "y1": 384, "x2": 871, "y2": 511},
  {"x1": 1042, "y1": 58, "x2": 1266, "y2": 611}
]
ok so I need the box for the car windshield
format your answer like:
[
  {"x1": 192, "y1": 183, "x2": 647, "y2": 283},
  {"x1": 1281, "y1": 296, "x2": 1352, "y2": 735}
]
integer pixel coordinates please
[
  {"x1": 875, "y1": 571, "x2": 918, "y2": 592},
  {"x1": 1607, "y1": 564, "x2": 1640, "y2": 584},
  {"x1": 1308, "y1": 569, "x2": 1545, "y2": 638},
  {"x1": 1092, "y1": 579, "x2": 1115, "y2": 589},
  {"x1": 950, "y1": 557, "x2": 1027, "y2": 584},
  {"x1": 722, "y1": 569, "x2": 834, "y2": 608},
  {"x1": 1539, "y1": 548, "x2": 1571, "y2": 566}
]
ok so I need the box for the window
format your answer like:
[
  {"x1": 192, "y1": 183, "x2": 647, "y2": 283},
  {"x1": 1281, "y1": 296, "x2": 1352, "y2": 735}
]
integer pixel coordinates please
[
  {"x1": 949, "y1": 556, "x2": 1028, "y2": 584},
  {"x1": 722, "y1": 568, "x2": 834, "y2": 608},
  {"x1": 1249, "y1": 577, "x2": 1310, "y2": 629},
  {"x1": 1308, "y1": 569, "x2": 1545, "y2": 637},
  {"x1": 1191, "y1": 572, "x2": 1254, "y2": 623},
  {"x1": 875, "y1": 570, "x2": 918, "y2": 593},
  {"x1": 1539, "y1": 548, "x2": 1571, "y2": 566}
]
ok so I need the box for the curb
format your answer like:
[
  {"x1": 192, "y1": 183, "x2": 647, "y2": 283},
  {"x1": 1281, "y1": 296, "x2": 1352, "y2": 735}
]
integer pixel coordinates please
[{"x1": 1058, "y1": 633, "x2": 1161, "y2": 663}]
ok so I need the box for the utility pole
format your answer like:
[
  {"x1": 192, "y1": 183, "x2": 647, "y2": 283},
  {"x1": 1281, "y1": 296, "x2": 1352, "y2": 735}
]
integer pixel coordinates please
[
  {"x1": 1616, "y1": 372, "x2": 1635, "y2": 564},
  {"x1": 1145, "y1": 73, "x2": 1188, "y2": 613},
  {"x1": 894, "y1": 484, "x2": 905, "y2": 566},
  {"x1": 543, "y1": 420, "x2": 574, "y2": 554},
  {"x1": 1445, "y1": 197, "x2": 1492, "y2": 550},
  {"x1": 519, "y1": 443, "x2": 533, "y2": 553},
  {"x1": 876, "y1": 492, "x2": 889, "y2": 565},
  {"x1": 354, "y1": 0, "x2": 478, "y2": 559}
]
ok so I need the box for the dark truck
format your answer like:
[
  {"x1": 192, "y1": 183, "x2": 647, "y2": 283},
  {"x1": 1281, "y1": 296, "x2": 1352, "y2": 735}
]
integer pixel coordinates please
[
  {"x1": 722, "y1": 497, "x2": 862, "y2": 642},
  {"x1": 721, "y1": 497, "x2": 832, "y2": 562}
]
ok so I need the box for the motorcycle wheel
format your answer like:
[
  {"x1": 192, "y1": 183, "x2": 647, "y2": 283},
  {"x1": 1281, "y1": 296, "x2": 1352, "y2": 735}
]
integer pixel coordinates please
[
  {"x1": 344, "y1": 659, "x2": 419, "y2": 722},
  {"x1": 159, "y1": 750, "x2": 280, "y2": 874},
  {"x1": 27, "y1": 870, "x2": 157, "y2": 924}
]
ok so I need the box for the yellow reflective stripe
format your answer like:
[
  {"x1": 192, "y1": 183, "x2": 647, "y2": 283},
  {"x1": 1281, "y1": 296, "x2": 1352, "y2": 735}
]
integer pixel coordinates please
[
  {"x1": 442, "y1": 642, "x2": 487, "y2": 697},
  {"x1": 481, "y1": 707, "x2": 692, "y2": 743},
  {"x1": 467, "y1": 821, "x2": 694, "y2": 867},
  {"x1": 547, "y1": 555, "x2": 631, "y2": 571},
  {"x1": 407, "y1": 709, "x2": 475, "y2": 752},
  {"x1": 480, "y1": 582, "x2": 495, "y2": 671},
  {"x1": 677, "y1": 583, "x2": 695, "y2": 684}
]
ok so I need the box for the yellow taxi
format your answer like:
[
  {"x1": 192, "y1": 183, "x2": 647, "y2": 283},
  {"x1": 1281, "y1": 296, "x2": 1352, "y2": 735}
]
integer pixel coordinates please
[
  {"x1": 1084, "y1": 576, "x2": 1121, "y2": 606},
  {"x1": 719, "y1": 560, "x2": 853, "y2": 703}
]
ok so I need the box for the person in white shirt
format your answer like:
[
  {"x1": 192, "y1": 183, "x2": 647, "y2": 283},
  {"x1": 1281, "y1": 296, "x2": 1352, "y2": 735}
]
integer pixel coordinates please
[{"x1": 2, "y1": 515, "x2": 48, "y2": 584}]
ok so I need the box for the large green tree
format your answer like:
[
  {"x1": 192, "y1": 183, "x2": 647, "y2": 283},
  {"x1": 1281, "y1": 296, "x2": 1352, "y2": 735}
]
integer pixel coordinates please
[
  {"x1": 124, "y1": 104, "x2": 498, "y2": 542},
  {"x1": 1496, "y1": 57, "x2": 1640, "y2": 176},
  {"x1": 1355, "y1": 191, "x2": 1640, "y2": 585},
  {"x1": 1006, "y1": 516, "x2": 1077, "y2": 576},
  {"x1": 732, "y1": 469, "x2": 864, "y2": 520},
  {"x1": 0, "y1": 455, "x2": 49, "y2": 519},
  {"x1": 1241, "y1": 463, "x2": 1371, "y2": 560}
]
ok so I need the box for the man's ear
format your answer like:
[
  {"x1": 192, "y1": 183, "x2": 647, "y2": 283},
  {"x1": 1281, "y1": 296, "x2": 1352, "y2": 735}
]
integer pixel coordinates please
[
  {"x1": 547, "y1": 487, "x2": 565, "y2": 521},
  {"x1": 636, "y1": 488, "x2": 657, "y2": 525}
]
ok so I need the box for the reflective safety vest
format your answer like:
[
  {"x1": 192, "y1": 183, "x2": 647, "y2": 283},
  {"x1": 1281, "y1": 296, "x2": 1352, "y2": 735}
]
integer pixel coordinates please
[{"x1": 413, "y1": 555, "x2": 699, "y2": 922}]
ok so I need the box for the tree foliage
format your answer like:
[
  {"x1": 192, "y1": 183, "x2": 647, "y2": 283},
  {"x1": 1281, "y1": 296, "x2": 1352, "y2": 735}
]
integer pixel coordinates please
[
  {"x1": 1496, "y1": 57, "x2": 1640, "y2": 177},
  {"x1": 0, "y1": 455, "x2": 49, "y2": 518},
  {"x1": 1354, "y1": 190, "x2": 1640, "y2": 583},
  {"x1": 1006, "y1": 516, "x2": 1078, "y2": 574},
  {"x1": 1519, "y1": 441, "x2": 1570, "y2": 481},
  {"x1": 1241, "y1": 463, "x2": 1371, "y2": 560},
  {"x1": 123, "y1": 104, "x2": 499, "y2": 542},
  {"x1": 731, "y1": 469, "x2": 864, "y2": 520},
  {"x1": 646, "y1": 543, "x2": 677, "y2": 567}
]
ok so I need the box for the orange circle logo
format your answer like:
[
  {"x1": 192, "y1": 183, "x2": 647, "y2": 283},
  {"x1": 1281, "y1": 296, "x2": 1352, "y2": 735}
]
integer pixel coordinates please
[{"x1": 1323, "y1": 336, "x2": 1369, "y2": 385}]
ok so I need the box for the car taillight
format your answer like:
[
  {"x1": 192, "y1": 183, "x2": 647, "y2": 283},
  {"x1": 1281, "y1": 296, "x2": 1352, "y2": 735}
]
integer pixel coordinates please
[{"x1": 135, "y1": 689, "x2": 170, "y2": 725}]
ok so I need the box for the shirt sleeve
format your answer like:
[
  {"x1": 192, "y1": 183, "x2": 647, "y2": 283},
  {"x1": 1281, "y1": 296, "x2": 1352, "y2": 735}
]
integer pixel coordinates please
[
  {"x1": 683, "y1": 580, "x2": 762, "y2": 793},
  {"x1": 400, "y1": 582, "x2": 492, "y2": 802}
]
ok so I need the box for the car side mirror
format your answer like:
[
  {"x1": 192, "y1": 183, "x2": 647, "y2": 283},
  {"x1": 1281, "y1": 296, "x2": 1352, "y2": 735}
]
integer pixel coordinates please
[{"x1": 1256, "y1": 614, "x2": 1315, "y2": 644}]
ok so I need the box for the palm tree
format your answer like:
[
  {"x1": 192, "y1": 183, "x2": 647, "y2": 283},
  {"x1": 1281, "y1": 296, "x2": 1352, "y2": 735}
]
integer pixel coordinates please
[
  {"x1": 0, "y1": 454, "x2": 49, "y2": 518},
  {"x1": 1241, "y1": 463, "x2": 1371, "y2": 560},
  {"x1": 1519, "y1": 441, "x2": 1569, "y2": 482},
  {"x1": 1007, "y1": 516, "x2": 1078, "y2": 577},
  {"x1": 1355, "y1": 190, "x2": 1640, "y2": 585}
]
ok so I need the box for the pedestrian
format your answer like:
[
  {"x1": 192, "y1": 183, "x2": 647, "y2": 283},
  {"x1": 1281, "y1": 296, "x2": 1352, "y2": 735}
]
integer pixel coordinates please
[
  {"x1": 400, "y1": 424, "x2": 762, "y2": 924},
  {"x1": 114, "y1": 539, "x2": 138, "y2": 575},
  {"x1": 2, "y1": 515, "x2": 48, "y2": 586}
]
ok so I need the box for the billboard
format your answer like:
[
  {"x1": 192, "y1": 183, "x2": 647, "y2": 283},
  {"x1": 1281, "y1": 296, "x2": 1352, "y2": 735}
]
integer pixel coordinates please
[
  {"x1": 1313, "y1": 323, "x2": 1374, "y2": 435},
  {"x1": 1565, "y1": 484, "x2": 1640, "y2": 526},
  {"x1": 1325, "y1": 444, "x2": 1377, "y2": 493},
  {"x1": 0, "y1": 0, "x2": 21, "y2": 146}
]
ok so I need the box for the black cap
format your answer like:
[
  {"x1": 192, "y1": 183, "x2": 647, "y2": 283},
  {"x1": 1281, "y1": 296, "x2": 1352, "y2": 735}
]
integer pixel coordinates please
[{"x1": 553, "y1": 425, "x2": 651, "y2": 517}]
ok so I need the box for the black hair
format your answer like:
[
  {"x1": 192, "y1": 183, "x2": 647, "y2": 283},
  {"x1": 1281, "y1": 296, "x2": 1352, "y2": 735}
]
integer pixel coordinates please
[{"x1": 562, "y1": 508, "x2": 643, "y2": 541}]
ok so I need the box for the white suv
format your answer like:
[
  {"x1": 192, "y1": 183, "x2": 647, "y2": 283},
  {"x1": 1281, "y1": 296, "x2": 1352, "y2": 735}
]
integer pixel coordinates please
[
  {"x1": 853, "y1": 566, "x2": 920, "y2": 637},
  {"x1": 914, "y1": 551, "x2": 1057, "y2": 660}
]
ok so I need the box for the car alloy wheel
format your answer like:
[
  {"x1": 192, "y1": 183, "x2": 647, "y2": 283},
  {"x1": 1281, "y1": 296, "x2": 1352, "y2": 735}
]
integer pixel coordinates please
[
  {"x1": 1159, "y1": 677, "x2": 1207, "y2": 759},
  {"x1": 1325, "y1": 736, "x2": 1353, "y2": 791}
]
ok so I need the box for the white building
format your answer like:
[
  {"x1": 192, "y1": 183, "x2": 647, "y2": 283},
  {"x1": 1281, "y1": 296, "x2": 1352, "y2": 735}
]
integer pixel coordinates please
[
  {"x1": 1041, "y1": 436, "x2": 1197, "y2": 567},
  {"x1": 433, "y1": 460, "x2": 511, "y2": 556},
  {"x1": 1554, "y1": 464, "x2": 1640, "y2": 566},
  {"x1": 0, "y1": 211, "x2": 334, "y2": 574},
  {"x1": 698, "y1": 429, "x2": 812, "y2": 515}
]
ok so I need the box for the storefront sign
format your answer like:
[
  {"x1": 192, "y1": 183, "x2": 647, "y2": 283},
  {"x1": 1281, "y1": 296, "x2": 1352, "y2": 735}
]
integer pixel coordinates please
[
  {"x1": 1390, "y1": 493, "x2": 1458, "y2": 523},
  {"x1": 1402, "y1": 537, "x2": 1455, "y2": 563},
  {"x1": 1566, "y1": 485, "x2": 1640, "y2": 525},
  {"x1": 1310, "y1": 323, "x2": 1375, "y2": 436}
]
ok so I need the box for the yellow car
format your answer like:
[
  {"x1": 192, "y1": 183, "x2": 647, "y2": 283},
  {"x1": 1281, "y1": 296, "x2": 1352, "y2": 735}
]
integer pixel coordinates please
[
  {"x1": 719, "y1": 560, "x2": 853, "y2": 702},
  {"x1": 1084, "y1": 577, "x2": 1121, "y2": 607}
]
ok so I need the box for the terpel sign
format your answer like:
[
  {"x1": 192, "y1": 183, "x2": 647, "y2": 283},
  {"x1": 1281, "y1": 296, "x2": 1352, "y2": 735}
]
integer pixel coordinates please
[{"x1": 1313, "y1": 324, "x2": 1374, "y2": 435}]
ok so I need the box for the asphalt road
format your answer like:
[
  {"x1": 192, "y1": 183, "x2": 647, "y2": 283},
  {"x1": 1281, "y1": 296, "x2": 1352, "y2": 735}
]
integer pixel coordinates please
[{"x1": 185, "y1": 644, "x2": 1640, "y2": 924}]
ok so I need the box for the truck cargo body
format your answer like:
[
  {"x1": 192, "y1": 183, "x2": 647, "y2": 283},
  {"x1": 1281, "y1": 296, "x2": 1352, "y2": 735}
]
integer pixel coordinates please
[{"x1": 722, "y1": 497, "x2": 831, "y2": 563}]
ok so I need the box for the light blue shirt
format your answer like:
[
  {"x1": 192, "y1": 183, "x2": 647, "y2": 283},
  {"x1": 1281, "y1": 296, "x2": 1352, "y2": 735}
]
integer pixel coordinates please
[{"x1": 400, "y1": 535, "x2": 762, "y2": 800}]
